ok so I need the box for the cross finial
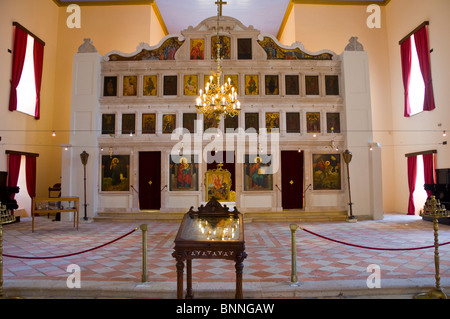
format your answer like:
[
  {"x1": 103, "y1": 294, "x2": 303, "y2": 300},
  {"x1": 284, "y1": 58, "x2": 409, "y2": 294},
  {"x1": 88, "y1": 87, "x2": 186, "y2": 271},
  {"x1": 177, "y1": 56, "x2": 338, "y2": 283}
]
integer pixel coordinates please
[{"x1": 215, "y1": 0, "x2": 227, "y2": 16}]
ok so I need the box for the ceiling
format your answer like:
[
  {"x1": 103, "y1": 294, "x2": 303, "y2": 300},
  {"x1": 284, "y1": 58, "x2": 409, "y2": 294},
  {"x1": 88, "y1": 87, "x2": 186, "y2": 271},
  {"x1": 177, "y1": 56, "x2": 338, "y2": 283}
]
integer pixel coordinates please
[{"x1": 56, "y1": 0, "x2": 389, "y2": 36}]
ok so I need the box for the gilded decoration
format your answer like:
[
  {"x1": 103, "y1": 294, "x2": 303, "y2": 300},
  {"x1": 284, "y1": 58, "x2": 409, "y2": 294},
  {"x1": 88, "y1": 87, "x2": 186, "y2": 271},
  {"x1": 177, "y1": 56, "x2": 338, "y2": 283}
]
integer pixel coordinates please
[
  {"x1": 258, "y1": 36, "x2": 333, "y2": 60},
  {"x1": 108, "y1": 37, "x2": 184, "y2": 61}
]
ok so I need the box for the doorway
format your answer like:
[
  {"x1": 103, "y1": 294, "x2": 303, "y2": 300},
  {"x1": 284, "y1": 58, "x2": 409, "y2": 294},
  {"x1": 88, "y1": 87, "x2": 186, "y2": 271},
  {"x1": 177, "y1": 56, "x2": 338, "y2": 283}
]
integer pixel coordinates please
[
  {"x1": 139, "y1": 152, "x2": 161, "y2": 210},
  {"x1": 281, "y1": 150, "x2": 304, "y2": 209}
]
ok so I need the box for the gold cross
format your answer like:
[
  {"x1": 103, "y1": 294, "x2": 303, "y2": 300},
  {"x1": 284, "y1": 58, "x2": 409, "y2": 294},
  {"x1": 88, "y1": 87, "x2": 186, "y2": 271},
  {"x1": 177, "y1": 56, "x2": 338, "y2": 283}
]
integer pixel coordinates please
[
  {"x1": 215, "y1": 0, "x2": 227, "y2": 16},
  {"x1": 217, "y1": 162, "x2": 224, "y2": 170}
]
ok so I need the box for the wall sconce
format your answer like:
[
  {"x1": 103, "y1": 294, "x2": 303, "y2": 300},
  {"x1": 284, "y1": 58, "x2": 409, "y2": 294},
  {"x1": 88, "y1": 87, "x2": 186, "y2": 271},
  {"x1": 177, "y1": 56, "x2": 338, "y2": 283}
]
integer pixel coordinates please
[{"x1": 52, "y1": 130, "x2": 56, "y2": 137}]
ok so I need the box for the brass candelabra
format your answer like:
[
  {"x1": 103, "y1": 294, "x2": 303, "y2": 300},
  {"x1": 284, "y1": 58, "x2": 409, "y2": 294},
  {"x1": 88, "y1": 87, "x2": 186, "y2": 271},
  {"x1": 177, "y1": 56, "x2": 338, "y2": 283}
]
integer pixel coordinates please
[
  {"x1": 415, "y1": 196, "x2": 449, "y2": 299},
  {"x1": 0, "y1": 202, "x2": 18, "y2": 299}
]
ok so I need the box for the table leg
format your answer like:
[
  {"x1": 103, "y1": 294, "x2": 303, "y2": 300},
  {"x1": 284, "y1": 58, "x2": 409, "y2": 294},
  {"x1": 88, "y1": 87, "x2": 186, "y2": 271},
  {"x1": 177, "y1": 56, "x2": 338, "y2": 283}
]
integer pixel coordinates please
[
  {"x1": 176, "y1": 258, "x2": 184, "y2": 299},
  {"x1": 186, "y1": 259, "x2": 193, "y2": 299},
  {"x1": 234, "y1": 251, "x2": 247, "y2": 299}
]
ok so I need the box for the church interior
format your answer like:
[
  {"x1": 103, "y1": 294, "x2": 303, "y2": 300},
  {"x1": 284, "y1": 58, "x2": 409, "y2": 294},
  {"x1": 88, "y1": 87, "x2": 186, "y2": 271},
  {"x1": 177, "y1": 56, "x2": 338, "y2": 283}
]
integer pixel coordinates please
[{"x1": 1, "y1": 0, "x2": 450, "y2": 301}]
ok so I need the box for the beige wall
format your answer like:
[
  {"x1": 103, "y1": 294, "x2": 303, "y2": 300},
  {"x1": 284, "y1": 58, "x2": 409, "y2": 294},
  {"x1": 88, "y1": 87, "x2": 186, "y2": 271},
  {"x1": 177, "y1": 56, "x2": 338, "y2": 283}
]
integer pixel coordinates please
[
  {"x1": 0, "y1": 1, "x2": 165, "y2": 199},
  {"x1": 385, "y1": 0, "x2": 450, "y2": 213},
  {"x1": 0, "y1": 0, "x2": 60, "y2": 196}
]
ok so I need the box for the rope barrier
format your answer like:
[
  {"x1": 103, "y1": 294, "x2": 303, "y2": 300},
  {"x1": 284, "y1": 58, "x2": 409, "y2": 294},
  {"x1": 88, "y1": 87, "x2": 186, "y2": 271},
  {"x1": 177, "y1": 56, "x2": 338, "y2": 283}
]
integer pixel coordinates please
[
  {"x1": 3, "y1": 227, "x2": 139, "y2": 260},
  {"x1": 299, "y1": 226, "x2": 450, "y2": 251}
]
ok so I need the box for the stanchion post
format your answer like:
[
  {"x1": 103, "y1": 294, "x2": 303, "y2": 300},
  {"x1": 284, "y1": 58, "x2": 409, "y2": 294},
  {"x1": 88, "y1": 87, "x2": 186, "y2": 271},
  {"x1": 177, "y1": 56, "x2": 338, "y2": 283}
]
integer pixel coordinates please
[
  {"x1": 140, "y1": 224, "x2": 149, "y2": 283},
  {"x1": 289, "y1": 224, "x2": 300, "y2": 286}
]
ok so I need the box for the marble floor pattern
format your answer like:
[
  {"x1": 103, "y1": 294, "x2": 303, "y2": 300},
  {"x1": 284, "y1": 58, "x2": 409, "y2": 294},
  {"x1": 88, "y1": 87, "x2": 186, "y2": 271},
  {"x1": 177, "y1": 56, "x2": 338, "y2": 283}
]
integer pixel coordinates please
[{"x1": 2, "y1": 213, "x2": 450, "y2": 287}]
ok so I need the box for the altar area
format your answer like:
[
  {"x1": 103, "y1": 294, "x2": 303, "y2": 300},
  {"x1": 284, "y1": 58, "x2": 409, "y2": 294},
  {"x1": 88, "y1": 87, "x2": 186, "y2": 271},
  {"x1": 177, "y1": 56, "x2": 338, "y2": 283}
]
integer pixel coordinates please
[{"x1": 63, "y1": 7, "x2": 383, "y2": 222}]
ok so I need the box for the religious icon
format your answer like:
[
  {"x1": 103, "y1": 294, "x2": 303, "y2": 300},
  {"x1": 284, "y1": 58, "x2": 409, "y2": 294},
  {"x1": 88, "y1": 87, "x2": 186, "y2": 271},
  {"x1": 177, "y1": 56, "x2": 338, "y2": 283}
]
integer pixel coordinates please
[
  {"x1": 123, "y1": 76, "x2": 137, "y2": 96},
  {"x1": 245, "y1": 113, "x2": 259, "y2": 132},
  {"x1": 211, "y1": 35, "x2": 231, "y2": 59},
  {"x1": 203, "y1": 113, "x2": 219, "y2": 132},
  {"x1": 183, "y1": 113, "x2": 197, "y2": 133},
  {"x1": 164, "y1": 75, "x2": 177, "y2": 95},
  {"x1": 265, "y1": 75, "x2": 279, "y2": 95},
  {"x1": 312, "y1": 154, "x2": 341, "y2": 190},
  {"x1": 184, "y1": 75, "x2": 198, "y2": 95},
  {"x1": 142, "y1": 113, "x2": 156, "y2": 134},
  {"x1": 325, "y1": 75, "x2": 339, "y2": 95},
  {"x1": 205, "y1": 163, "x2": 232, "y2": 201},
  {"x1": 162, "y1": 114, "x2": 176, "y2": 134},
  {"x1": 143, "y1": 75, "x2": 157, "y2": 96},
  {"x1": 238, "y1": 38, "x2": 252, "y2": 60},
  {"x1": 265, "y1": 112, "x2": 280, "y2": 133},
  {"x1": 306, "y1": 112, "x2": 321, "y2": 133},
  {"x1": 190, "y1": 39, "x2": 205, "y2": 60},
  {"x1": 169, "y1": 155, "x2": 199, "y2": 191},
  {"x1": 285, "y1": 75, "x2": 299, "y2": 95},
  {"x1": 121, "y1": 113, "x2": 135, "y2": 135},
  {"x1": 245, "y1": 75, "x2": 258, "y2": 95},
  {"x1": 305, "y1": 75, "x2": 319, "y2": 95},
  {"x1": 103, "y1": 76, "x2": 117, "y2": 96},
  {"x1": 224, "y1": 74, "x2": 239, "y2": 94},
  {"x1": 101, "y1": 155, "x2": 130, "y2": 192},
  {"x1": 327, "y1": 113, "x2": 341, "y2": 133},
  {"x1": 243, "y1": 154, "x2": 273, "y2": 191},
  {"x1": 101, "y1": 114, "x2": 115, "y2": 135},
  {"x1": 286, "y1": 112, "x2": 300, "y2": 133}
]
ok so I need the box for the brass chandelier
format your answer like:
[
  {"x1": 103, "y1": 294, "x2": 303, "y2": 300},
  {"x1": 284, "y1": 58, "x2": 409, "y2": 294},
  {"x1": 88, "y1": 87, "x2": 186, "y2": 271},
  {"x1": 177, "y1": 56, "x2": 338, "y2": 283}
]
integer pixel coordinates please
[{"x1": 195, "y1": 0, "x2": 240, "y2": 119}]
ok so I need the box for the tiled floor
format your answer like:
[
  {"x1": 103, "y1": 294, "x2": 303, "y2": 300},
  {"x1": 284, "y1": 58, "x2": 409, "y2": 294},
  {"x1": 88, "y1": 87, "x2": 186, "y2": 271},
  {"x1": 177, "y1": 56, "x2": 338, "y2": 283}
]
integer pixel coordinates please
[{"x1": 2, "y1": 213, "x2": 450, "y2": 297}]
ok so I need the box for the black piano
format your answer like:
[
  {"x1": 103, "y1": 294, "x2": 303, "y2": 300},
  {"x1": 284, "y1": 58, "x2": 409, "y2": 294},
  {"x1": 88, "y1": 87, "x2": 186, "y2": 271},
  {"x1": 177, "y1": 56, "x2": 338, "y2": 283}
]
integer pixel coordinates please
[
  {"x1": 0, "y1": 171, "x2": 20, "y2": 223},
  {"x1": 423, "y1": 168, "x2": 450, "y2": 225}
]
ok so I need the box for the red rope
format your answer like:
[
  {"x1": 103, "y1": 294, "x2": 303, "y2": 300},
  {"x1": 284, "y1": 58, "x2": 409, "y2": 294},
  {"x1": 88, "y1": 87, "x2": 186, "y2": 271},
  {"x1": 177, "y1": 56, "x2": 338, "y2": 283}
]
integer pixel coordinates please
[
  {"x1": 300, "y1": 227, "x2": 450, "y2": 251},
  {"x1": 3, "y1": 227, "x2": 138, "y2": 260}
]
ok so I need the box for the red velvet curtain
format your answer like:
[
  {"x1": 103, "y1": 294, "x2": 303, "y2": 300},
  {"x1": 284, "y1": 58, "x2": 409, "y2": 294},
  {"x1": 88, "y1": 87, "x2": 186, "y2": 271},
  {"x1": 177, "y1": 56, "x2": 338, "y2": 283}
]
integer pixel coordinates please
[
  {"x1": 33, "y1": 39, "x2": 44, "y2": 119},
  {"x1": 423, "y1": 153, "x2": 435, "y2": 198},
  {"x1": 414, "y1": 26, "x2": 435, "y2": 112},
  {"x1": 25, "y1": 156, "x2": 36, "y2": 200},
  {"x1": 7, "y1": 154, "x2": 22, "y2": 200},
  {"x1": 400, "y1": 37, "x2": 412, "y2": 117},
  {"x1": 407, "y1": 156, "x2": 417, "y2": 215},
  {"x1": 8, "y1": 26, "x2": 28, "y2": 112}
]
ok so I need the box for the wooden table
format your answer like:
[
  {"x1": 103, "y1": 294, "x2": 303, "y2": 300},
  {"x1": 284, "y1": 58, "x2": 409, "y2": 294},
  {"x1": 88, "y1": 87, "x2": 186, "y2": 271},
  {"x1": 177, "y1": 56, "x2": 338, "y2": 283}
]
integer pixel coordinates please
[
  {"x1": 31, "y1": 197, "x2": 79, "y2": 232},
  {"x1": 172, "y1": 198, "x2": 247, "y2": 299}
]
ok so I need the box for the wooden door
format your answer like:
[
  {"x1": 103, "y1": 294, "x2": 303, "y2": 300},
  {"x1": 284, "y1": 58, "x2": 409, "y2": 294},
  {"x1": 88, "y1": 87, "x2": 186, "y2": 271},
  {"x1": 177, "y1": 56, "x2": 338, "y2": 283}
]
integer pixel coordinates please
[
  {"x1": 281, "y1": 151, "x2": 304, "y2": 209},
  {"x1": 139, "y1": 152, "x2": 161, "y2": 210}
]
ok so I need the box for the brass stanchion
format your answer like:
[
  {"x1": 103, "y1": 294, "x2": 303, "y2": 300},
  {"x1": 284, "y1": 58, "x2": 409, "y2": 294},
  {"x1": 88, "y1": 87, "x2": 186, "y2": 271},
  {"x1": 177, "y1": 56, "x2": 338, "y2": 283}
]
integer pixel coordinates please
[
  {"x1": 140, "y1": 224, "x2": 149, "y2": 283},
  {"x1": 415, "y1": 196, "x2": 449, "y2": 299},
  {"x1": 1, "y1": 202, "x2": 20, "y2": 299},
  {"x1": 289, "y1": 224, "x2": 301, "y2": 286}
]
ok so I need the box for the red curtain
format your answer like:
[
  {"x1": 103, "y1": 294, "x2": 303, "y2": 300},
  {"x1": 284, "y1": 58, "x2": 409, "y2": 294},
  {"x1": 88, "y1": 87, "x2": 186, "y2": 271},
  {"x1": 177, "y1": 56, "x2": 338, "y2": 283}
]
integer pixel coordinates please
[
  {"x1": 33, "y1": 39, "x2": 44, "y2": 119},
  {"x1": 8, "y1": 26, "x2": 28, "y2": 112},
  {"x1": 400, "y1": 37, "x2": 412, "y2": 117},
  {"x1": 423, "y1": 153, "x2": 435, "y2": 198},
  {"x1": 414, "y1": 26, "x2": 435, "y2": 112},
  {"x1": 407, "y1": 156, "x2": 417, "y2": 215},
  {"x1": 7, "y1": 154, "x2": 22, "y2": 200},
  {"x1": 25, "y1": 156, "x2": 36, "y2": 199}
]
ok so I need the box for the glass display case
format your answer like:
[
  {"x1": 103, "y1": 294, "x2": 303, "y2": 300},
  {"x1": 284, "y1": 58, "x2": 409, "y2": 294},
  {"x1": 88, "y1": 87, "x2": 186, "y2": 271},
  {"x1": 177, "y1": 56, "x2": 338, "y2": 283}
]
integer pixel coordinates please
[
  {"x1": 173, "y1": 198, "x2": 246, "y2": 299},
  {"x1": 31, "y1": 197, "x2": 79, "y2": 232}
]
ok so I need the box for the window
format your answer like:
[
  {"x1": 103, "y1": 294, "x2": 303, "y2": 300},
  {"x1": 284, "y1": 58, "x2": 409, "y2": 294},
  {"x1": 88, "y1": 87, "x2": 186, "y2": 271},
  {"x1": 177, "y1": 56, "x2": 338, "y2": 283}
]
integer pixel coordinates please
[
  {"x1": 400, "y1": 22, "x2": 435, "y2": 117},
  {"x1": 9, "y1": 22, "x2": 45, "y2": 119}
]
